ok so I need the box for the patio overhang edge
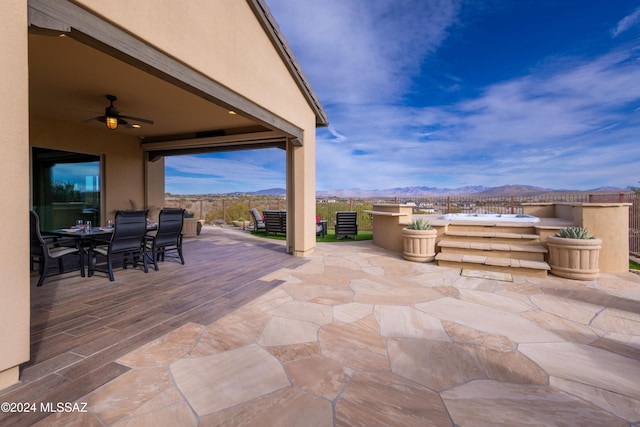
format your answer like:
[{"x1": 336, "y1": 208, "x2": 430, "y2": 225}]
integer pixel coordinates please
[
  {"x1": 28, "y1": 0, "x2": 305, "y2": 144},
  {"x1": 248, "y1": 0, "x2": 329, "y2": 128},
  {"x1": 141, "y1": 130, "x2": 289, "y2": 161}
]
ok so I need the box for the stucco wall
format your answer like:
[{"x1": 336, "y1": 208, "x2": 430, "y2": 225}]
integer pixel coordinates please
[
  {"x1": 74, "y1": 0, "x2": 318, "y2": 254},
  {"x1": 580, "y1": 204, "x2": 630, "y2": 273},
  {"x1": 2, "y1": 0, "x2": 320, "y2": 394},
  {"x1": 522, "y1": 203, "x2": 556, "y2": 218},
  {"x1": 30, "y1": 116, "x2": 147, "y2": 224},
  {"x1": 145, "y1": 158, "x2": 166, "y2": 223},
  {"x1": 367, "y1": 205, "x2": 415, "y2": 253},
  {"x1": 0, "y1": 0, "x2": 30, "y2": 389},
  {"x1": 527, "y1": 202, "x2": 631, "y2": 273},
  {"x1": 291, "y1": 123, "x2": 318, "y2": 256},
  {"x1": 75, "y1": 0, "x2": 316, "y2": 135}
]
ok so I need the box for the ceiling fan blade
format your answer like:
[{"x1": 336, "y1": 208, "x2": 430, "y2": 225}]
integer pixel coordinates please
[
  {"x1": 82, "y1": 116, "x2": 104, "y2": 124},
  {"x1": 119, "y1": 115, "x2": 154, "y2": 125}
]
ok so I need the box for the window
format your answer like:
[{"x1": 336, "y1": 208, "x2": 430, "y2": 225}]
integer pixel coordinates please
[{"x1": 32, "y1": 147, "x2": 101, "y2": 230}]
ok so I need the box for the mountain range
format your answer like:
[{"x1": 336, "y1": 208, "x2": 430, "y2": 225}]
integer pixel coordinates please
[{"x1": 248, "y1": 185, "x2": 625, "y2": 198}]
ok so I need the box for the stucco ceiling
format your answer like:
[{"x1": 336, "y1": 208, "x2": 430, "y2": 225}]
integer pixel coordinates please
[{"x1": 28, "y1": 33, "x2": 262, "y2": 140}]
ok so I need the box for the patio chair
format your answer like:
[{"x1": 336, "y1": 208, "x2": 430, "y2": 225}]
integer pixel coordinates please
[
  {"x1": 88, "y1": 209, "x2": 149, "y2": 281},
  {"x1": 145, "y1": 208, "x2": 185, "y2": 270},
  {"x1": 249, "y1": 208, "x2": 266, "y2": 233},
  {"x1": 264, "y1": 210, "x2": 286, "y2": 235},
  {"x1": 316, "y1": 216, "x2": 327, "y2": 237},
  {"x1": 30, "y1": 210, "x2": 83, "y2": 287},
  {"x1": 334, "y1": 211, "x2": 358, "y2": 239}
]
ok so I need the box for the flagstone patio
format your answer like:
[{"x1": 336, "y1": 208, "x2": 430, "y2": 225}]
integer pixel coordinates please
[{"x1": 20, "y1": 227, "x2": 640, "y2": 425}]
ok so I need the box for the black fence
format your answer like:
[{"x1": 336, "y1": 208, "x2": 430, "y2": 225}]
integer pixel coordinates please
[{"x1": 165, "y1": 191, "x2": 640, "y2": 256}]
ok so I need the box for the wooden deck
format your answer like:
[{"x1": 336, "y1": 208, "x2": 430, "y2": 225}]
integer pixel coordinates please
[{"x1": 0, "y1": 227, "x2": 306, "y2": 426}]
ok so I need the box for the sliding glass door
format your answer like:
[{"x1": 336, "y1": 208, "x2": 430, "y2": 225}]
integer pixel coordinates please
[{"x1": 32, "y1": 147, "x2": 101, "y2": 230}]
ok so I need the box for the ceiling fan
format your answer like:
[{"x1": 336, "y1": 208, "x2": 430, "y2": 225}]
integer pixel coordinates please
[{"x1": 84, "y1": 95, "x2": 154, "y2": 130}]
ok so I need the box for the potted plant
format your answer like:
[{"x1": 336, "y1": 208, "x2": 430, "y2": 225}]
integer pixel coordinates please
[
  {"x1": 402, "y1": 218, "x2": 437, "y2": 262},
  {"x1": 232, "y1": 217, "x2": 250, "y2": 229},
  {"x1": 547, "y1": 226, "x2": 602, "y2": 280},
  {"x1": 182, "y1": 211, "x2": 199, "y2": 238}
]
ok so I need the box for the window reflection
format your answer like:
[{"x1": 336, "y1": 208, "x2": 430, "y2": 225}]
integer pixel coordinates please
[{"x1": 32, "y1": 147, "x2": 101, "y2": 230}]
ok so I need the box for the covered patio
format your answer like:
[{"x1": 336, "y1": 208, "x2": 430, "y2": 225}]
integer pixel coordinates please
[
  {"x1": 2, "y1": 227, "x2": 639, "y2": 425},
  {"x1": 2, "y1": 0, "x2": 326, "y2": 392}
]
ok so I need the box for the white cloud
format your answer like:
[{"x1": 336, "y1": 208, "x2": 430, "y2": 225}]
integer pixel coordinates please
[
  {"x1": 314, "y1": 46, "x2": 640, "y2": 190},
  {"x1": 167, "y1": 2, "x2": 640, "y2": 194},
  {"x1": 612, "y1": 7, "x2": 640, "y2": 37},
  {"x1": 266, "y1": 0, "x2": 462, "y2": 104},
  {"x1": 165, "y1": 151, "x2": 286, "y2": 194}
]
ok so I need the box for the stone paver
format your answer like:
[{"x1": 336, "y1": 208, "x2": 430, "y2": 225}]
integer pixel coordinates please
[
  {"x1": 171, "y1": 344, "x2": 290, "y2": 415},
  {"x1": 38, "y1": 227, "x2": 640, "y2": 426},
  {"x1": 442, "y1": 380, "x2": 628, "y2": 426}
]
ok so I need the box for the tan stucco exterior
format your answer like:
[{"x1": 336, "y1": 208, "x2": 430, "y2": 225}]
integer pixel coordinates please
[
  {"x1": 369, "y1": 203, "x2": 630, "y2": 276},
  {"x1": 74, "y1": 0, "x2": 316, "y2": 128},
  {"x1": 71, "y1": 0, "x2": 319, "y2": 254},
  {"x1": 365, "y1": 204, "x2": 414, "y2": 252},
  {"x1": 0, "y1": 0, "x2": 31, "y2": 390},
  {"x1": 523, "y1": 202, "x2": 630, "y2": 273},
  {"x1": 1, "y1": 0, "x2": 325, "y2": 391}
]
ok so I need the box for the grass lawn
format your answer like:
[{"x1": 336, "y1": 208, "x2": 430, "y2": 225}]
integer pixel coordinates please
[
  {"x1": 317, "y1": 230, "x2": 372, "y2": 242},
  {"x1": 630, "y1": 259, "x2": 640, "y2": 270},
  {"x1": 251, "y1": 229, "x2": 372, "y2": 242}
]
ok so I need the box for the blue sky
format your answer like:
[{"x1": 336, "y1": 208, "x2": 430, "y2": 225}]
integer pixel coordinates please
[{"x1": 165, "y1": 0, "x2": 640, "y2": 194}]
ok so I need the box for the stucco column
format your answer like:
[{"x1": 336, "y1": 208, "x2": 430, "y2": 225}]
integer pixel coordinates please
[
  {"x1": 580, "y1": 203, "x2": 630, "y2": 273},
  {"x1": 0, "y1": 0, "x2": 31, "y2": 390},
  {"x1": 145, "y1": 156, "x2": 166, "y2": 223},
  {"x1": 288, "y1": 129, "x2": 316, "y2": 257}
]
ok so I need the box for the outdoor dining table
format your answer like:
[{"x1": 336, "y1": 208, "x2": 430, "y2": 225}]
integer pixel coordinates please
[
  {"x1": 45, "y1": 227, "x2": 114, "y2": 242},
  {"x1": 45, "y1": 223, "x2": 158, "y2": 277},
  {"x1": 45, "y1": 227, "x2": 114, "y2": 276}
]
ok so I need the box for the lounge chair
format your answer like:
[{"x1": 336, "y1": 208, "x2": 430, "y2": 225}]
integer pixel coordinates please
[
  {"x1": 316, "y1": 216, "x2": 327, "y2": 237},
  {"x1": 334, "y1": 211, "x2": 358, "y2": 239},
  {"x1": 249, "y1": 208, "x2": 266, "y2": 233},
  {"x1": 264, "y1": 210, "x2": 286, "y2": 235}
]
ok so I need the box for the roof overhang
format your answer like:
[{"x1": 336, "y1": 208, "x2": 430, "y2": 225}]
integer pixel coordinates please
[
  {"x1": 27, "y1": 0, "x2": 327, "y2": 157},
  {"x1": 248, "y1": 0, "x2": 329, "y2": 128}
]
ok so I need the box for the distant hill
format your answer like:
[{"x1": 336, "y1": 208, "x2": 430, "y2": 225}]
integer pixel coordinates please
[
  {"x1": 475, "y1": 185, "x2": 553, "y2": 196},
  {"x1": 313, "y1": 185, "x2": 626, "y2": 198},
  {"x1": 316, "y1": 186, "x2": 491, "y2": 198},
  {"x1": 193, "y1": 185, "x2": 627, "y2": 198},
  {"x1": 251, "y1": 188, "x2": 286, "y2": 196}
]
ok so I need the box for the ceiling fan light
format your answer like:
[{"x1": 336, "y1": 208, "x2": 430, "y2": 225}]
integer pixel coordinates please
[{"x1": 105, "y1": 116, "x2": 118, "y2": 130}]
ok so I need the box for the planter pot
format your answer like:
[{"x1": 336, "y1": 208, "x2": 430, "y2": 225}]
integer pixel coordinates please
[
  {"x1": 232, "y1": 220, "x2": 250, "y2": 229},
  {"x1": 183, "y1": 217, "x2": 199, "y2": 238},
  {"x1": 547, "y1": 236, "x2": 602, "y2": 280},
  {"x1": 402, "y1": 228, "x2": 437, "y2": 262}
]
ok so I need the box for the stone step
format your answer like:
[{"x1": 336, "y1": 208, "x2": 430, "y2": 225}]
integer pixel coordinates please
[
  {"x1": 444, "y1": 230, "x2": 541, "y2": 243},
  {"x1": 438, "y1": 240, "x2": 547, "y2": 261},
  {"x1": 435, "y1": 252, "x2": 550, "y2": 278},
  {"x1": 445, "y1": 223, "x2": 538, "y2": 234}
]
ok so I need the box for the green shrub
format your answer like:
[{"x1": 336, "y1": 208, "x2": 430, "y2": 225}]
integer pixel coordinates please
[
  {"x1": 406, "y1": 218, "x2": 433, "y2": 230},
  {"x1": 554, "y1": 226, "x2": 594, "y2": 239}
]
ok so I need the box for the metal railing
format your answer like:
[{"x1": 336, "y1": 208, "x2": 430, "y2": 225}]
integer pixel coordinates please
[{"x1": 165, "y1": 191, "x2": 640, "y2": 256}]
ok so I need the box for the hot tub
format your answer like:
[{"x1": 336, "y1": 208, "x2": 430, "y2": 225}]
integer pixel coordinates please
[{"x1": 439, "y1": 213, "x2": 540, "y2": 223}]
